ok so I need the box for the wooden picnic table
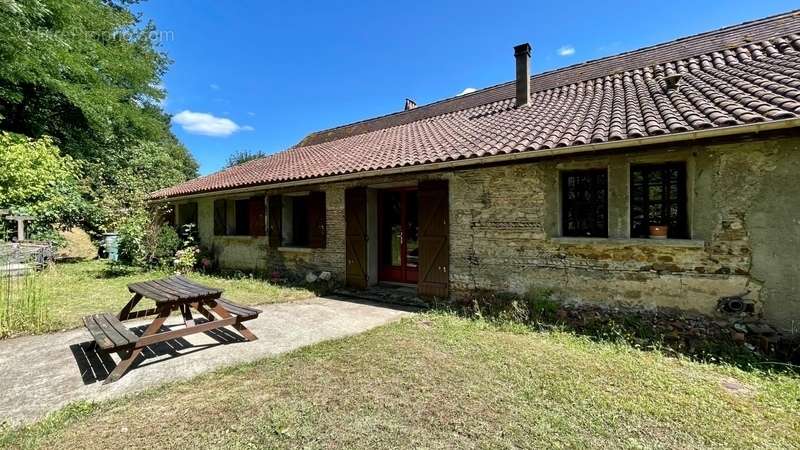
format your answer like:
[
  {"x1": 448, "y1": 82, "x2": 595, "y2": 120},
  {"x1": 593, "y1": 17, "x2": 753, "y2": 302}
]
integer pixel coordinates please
[{"x1": 83, "y1": 275, "x2": 260, "y2": 384}]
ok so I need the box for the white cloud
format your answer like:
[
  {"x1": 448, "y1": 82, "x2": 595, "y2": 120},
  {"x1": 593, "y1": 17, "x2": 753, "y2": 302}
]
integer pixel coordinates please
[
  {"x1": 210, "y1": 83, "x2": 220, "y2": 90},
  {"x1": 557, "y1": 45, "x2": 575, "y2": 56},
  {"x1": 172, "y1": 110, "x2": 254, "y2": 137},
  {"x1": 457, "y1": 87, "x2": 477, "y2": 96}
]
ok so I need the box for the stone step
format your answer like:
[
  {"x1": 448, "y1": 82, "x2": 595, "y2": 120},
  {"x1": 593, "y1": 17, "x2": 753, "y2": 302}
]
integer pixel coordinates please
[{"x1": 333, "y1": 285, "x2": 428, "y2": 308}]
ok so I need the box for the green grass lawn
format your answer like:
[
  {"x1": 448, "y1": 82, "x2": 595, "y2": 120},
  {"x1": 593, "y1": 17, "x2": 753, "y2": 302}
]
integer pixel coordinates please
[
  {"x1": 2, "y1": 314, "x2": 798, "y2": 449},
  {"x1": 15, "y1": 260, "x2": 314, "y2": 335}
]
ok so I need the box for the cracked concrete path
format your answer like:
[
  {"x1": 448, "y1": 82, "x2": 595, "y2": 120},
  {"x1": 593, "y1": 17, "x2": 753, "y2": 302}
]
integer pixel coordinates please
[{"x1": 0, "y1": 297, "x2": 412, "y2": 425}]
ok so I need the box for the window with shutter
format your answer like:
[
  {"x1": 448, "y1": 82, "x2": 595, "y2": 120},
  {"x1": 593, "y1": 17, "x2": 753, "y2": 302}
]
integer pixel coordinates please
[{"x1": 270, "y1": 191, "x2": 326, "y2": 248}]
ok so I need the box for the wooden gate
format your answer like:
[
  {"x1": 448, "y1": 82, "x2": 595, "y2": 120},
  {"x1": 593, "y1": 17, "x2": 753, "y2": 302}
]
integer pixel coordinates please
[
  {"x1": 418, "y1": 180, "x2": 449, "y2": 299},
  {"x1": 345, "y1": 187, "x2": 368, "y2": 288}
]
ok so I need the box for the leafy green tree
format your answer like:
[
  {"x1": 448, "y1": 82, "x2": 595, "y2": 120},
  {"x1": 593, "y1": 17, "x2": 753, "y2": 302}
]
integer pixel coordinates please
[
  {"x1": 0, "y1": 0, "x2": 197, "y2": 234},
  {"x1": 225, "y1": 149, "x2": 267, "y2": 168},
  {"x1": 0, "y1": 132, "x2": 85, "y2": 238}
]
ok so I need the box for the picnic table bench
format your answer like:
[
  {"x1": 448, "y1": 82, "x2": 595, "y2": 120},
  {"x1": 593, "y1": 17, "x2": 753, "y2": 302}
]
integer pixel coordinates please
[{"x1": 82, "y1": 275, "x2": 260, "y2": 384}]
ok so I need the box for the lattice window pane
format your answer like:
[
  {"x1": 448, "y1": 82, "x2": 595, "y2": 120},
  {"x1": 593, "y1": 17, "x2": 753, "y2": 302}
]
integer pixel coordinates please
[
  {"x1": 561, "y1": 169, "x2": 608, "y2": 237},
  {"x1": 630, "y1": 163, "x2": 688, "y2": 239}
]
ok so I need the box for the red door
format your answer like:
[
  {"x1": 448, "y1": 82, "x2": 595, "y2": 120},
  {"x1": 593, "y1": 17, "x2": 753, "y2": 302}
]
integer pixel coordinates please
[{"x1": 378, "y1": 188, "x2": 419, "y2": 284}]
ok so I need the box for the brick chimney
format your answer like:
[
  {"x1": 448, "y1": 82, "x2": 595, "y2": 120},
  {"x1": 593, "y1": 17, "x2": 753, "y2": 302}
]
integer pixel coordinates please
[
  {"x1": 514, "y1": 43, "x2": 531, "y2": 107},
  {"x1": 404, "y1": 98, "x2": 417, "y2": 111}
]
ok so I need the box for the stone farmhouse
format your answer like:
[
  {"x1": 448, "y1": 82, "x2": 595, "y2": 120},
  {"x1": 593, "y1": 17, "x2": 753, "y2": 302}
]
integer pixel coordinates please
[{"x1": 152, "y1": 12, "x2": 800, "y2": 333}]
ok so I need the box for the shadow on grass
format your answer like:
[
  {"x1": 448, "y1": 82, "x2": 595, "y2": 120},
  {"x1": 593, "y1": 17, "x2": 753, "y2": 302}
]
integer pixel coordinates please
[
  {"x1": 94, "y1": 263, "x2": 150, "y2": 279},
  {"x1": 53, "y1": 257, "x2": 94, "y2": 265}
]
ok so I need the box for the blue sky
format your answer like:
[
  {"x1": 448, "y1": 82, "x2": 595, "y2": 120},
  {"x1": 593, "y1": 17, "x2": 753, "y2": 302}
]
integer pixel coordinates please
[{"x1": 134, "y1": 1, "x2": 799, "y2": 175}]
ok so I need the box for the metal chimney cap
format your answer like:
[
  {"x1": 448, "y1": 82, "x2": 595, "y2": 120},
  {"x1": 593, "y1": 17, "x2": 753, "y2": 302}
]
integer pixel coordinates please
[{"x1": 514, "y1": 43, "x2": 532, "y2": 56}]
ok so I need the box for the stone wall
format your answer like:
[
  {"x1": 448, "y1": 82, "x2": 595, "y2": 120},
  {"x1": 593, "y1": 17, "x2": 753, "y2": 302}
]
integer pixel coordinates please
[
  {"x1": 175, "y1": 133, "x2": 800, "y2": 333},
  {"x1": 188, "y1": 188, "x2": 346, "y2": 276},
  {"x1": 448, "y1": 134, "x2": 800, "y2": 333}
]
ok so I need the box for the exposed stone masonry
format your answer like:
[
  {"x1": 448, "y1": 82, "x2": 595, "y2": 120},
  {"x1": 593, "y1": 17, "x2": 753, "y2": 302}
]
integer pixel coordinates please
[{"x1": 185, "y1": 134, "x2": 800, "y2": 333}]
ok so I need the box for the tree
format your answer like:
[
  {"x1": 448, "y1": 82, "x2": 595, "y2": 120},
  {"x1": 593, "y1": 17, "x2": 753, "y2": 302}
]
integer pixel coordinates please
[
  {"x1": 0, "y1": 132, "x2": 85, "y2": 238},
  {"x1": 0, "y1": 0, "x2": 197, "y2": 233},
  {"x1": 225, "y1": 150, "x2": 267, "y2": 168}
]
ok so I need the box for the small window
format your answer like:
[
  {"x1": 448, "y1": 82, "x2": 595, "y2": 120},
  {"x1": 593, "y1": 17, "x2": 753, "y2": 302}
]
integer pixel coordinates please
[
  {"x1": 177, "y1": 202, "x2": 197, "y2": 226},
  {"x1": 268, "y1": 191, "x2": 326, "y2": 249},
  {"x1": 230, "y1": 197, "x2": 266, "y2": 236},
  {"x1": 234, "y1": 199, "x2": 250, "y2": 235},
  {"x1": 630, "y1": 162, "x2": 688, "y2": 239},
  {"x1": 561, "y1": 169, "x2": 608, "y2": 237},
  {"x1": 213, "y1": 199, "x2": 227, "y2": 236},
  {"x1": 282, "y1": 196, "x2": 310, "y2": 247}
]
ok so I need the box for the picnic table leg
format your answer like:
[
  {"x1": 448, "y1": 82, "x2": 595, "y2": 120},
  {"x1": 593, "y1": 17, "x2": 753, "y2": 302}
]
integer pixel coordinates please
[
  {"x1": 180, "y1": 304, "x2": 195, "y2": 327},
  {"x1": 117, "y1": 293, "x2": 143, "y2": 321},
  {"x1": 208, "y1": 301, "x2": 258, "y2": 342},
  {"x1": 193, "y1": 303, "x2": 216, "y2": 322},
  {"x1": 104, "y1": 307, "x2": 170, "y2": 384}
]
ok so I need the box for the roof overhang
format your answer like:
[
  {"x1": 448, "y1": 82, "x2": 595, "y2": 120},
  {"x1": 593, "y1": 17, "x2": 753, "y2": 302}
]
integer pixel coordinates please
[{"x1": 151, "y1": 117, "x2": 800, "y2": 203}]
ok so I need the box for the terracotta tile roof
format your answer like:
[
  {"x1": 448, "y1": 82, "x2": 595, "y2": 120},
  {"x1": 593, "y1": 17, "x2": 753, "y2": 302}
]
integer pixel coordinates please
[{"x1": 152, "y1": 11, "x2": 800, "y2": 199}]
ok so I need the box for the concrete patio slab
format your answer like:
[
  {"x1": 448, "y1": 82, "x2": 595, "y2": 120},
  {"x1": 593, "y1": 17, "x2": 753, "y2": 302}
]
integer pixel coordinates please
[{"x1": 0, "y1": 297, "x2": 412, "y2": 425}]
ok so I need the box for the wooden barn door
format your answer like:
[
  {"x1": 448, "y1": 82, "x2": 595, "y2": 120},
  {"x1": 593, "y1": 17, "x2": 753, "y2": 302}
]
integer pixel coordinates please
[
  {"x1": 345, "y1": 187, "x2": 368, "y2": 288},
  {"x1": 417, "y1": 180, "x2": 449, "y2": 299}
]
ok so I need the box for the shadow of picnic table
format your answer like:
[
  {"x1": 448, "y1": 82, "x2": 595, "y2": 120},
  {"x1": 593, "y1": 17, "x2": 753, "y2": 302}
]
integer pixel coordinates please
[{"x1": 69, "y1": 319, "x2": 246, "y2": 385}]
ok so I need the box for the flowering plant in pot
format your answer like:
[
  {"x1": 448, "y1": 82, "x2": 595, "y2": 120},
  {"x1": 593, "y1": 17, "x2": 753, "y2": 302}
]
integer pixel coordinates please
[{"x1": 649, "y1": 225, "x2": 668, "y2": 239}]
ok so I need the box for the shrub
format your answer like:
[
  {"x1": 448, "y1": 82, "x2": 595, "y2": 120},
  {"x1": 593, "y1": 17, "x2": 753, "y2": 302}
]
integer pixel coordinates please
[
  {"x1": 153, "y1": 226, "x2": 181, "y2": 266},
  {"x1": 177, "y1": 223, "x2": 199, "y2": 248},
  {"x1": 117, "y1": 207, "x2": 180, "y2": 267},
  {"x1": 117, "y1": 212, "x2": 148, "y2": 265},
  {"x1": 173, "y1": 246, "x2": 200, "y2": 273}
]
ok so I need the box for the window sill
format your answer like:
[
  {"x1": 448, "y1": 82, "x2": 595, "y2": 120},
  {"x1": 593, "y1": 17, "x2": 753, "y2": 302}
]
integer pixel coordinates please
[
  {"x1": 214, "y1": 235, "x2": 265, "y2": 241},
  {"x1": 551, "y1": 237, "x2": 705, "y2": 248},
  {"x1": 278, "y1": 246, "x2": 313, "y2": 253}
]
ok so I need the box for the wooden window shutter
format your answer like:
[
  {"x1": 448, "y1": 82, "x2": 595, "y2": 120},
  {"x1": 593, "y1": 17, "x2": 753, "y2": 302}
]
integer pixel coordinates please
[
  {"x1": 268, "y1": 195, "x2": 282, "y2": 248},
  {"x1": 249, "y1": 196, "x2": 266, "y2": 237},
  {"x1": 213, "y1": 199, "x2": 227, "y2": 236},
  {"x1": 345, "y1": 187, "x2": 368, "y2": 288},
  {"x1": 417, "y1": 180, "x2": 449, "y2": 299},
  {"x1": 308, "y1": 191, "x2": 326, "y2": 248}
]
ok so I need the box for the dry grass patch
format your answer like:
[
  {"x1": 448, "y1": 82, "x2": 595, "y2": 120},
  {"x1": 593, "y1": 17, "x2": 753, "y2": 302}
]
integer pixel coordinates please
[{"x1": 2, "y1": 314, "x2": 799, "y2": 449}]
